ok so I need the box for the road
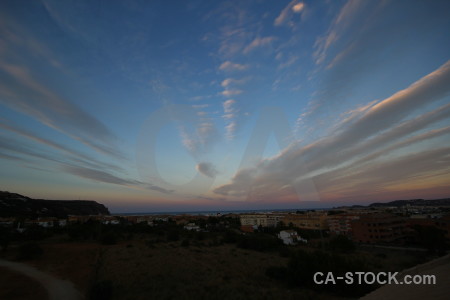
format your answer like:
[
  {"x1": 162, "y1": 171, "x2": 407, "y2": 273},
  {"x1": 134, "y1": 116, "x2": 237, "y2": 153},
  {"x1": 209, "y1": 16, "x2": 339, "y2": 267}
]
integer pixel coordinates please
[{"x1": 0, "y1": 259, "x2": 83, "y2": 300}]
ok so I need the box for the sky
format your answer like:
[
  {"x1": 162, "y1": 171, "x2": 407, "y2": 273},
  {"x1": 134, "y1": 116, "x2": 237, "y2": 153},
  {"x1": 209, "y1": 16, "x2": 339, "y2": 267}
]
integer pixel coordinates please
[{"x1": 1, "y1": 0, "x2": 450, "y2": 213}]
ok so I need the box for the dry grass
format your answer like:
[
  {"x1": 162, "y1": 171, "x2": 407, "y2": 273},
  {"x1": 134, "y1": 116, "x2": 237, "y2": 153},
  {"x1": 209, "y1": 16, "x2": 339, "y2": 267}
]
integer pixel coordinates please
[{"x1": 95, "y1": 239, "x2": 341, "y2": 300}]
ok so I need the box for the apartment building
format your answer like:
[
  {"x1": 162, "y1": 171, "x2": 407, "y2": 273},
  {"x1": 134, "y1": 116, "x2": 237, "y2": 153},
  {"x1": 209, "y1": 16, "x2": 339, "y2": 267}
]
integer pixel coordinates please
[
  {"x1": 327, "y1": 214, "x2": 360, "y2": 237},
  {"x1": 239, "y1": 214, "x2": 282, "y2": 228},
  {"x1": 351, "y1": 213, "x2": 407, "y2": 244},
  {"x1": 282, "y1": 212, "x2": 329, "y2": 230}
]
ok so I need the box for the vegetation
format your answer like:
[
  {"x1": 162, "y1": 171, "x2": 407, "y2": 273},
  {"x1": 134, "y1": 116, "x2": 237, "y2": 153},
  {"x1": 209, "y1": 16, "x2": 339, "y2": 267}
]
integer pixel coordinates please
[
  {"x1": 0, "y1": 213, "x2": 448, "y2": 299},
  {"x1": 266, "y1": 249, "x2": 375, "y2": 297},
  {"x1": 17, "y1": 243, "x2": 44, "y2": 260}
]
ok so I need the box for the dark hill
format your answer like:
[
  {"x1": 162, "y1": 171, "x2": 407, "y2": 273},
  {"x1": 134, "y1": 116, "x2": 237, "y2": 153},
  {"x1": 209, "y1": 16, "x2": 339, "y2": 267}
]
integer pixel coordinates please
[
  {"x1": 0, "y1": 191, "x2": 110, "y2": 218},
  {"x1": 369, "y1": 198, "x2": 450, "y2": 207}
]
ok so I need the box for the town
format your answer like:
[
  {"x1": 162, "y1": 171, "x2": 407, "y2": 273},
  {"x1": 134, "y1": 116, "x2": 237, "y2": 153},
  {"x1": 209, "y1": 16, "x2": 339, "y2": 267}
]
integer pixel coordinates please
[
  {"x1": 1, "y1": 194, "x2": 450, "y2": 299},
  {"x1": 2, "y1": 200, "x2": 449, "y2": 249}
]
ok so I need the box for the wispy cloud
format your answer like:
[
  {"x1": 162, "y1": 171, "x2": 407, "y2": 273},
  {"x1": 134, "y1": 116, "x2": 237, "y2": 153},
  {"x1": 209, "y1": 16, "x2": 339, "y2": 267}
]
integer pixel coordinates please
[
  {"x1": 313, "y1": 0, "x2": 365, "y2": 65},
  {"x1": 221, "y1": 77, "x2": 248, "y2": 88},
  {"x1": 62, "y1": 165, "x2": 174, "y2": 194},
  {"x1": 214, "y1": 60, "x2": 450, "y2": 202},
  {"x1": 178, "y1": 113, "x2": 218, "y2": 157},
  {"x1": 0, "y1": 120, "x2": 124, "y2": 173},
  {"x1": 219, "y1": 61, "x2": 249, "y2": 72},
  {"x1": 221, "y1": 89, "x2": 243, "y2": 97},
  {"x1": 274, "y1": 0, "x2": 305, "y2": 27},
  {"x1": 222, "y1": 99, "x2": 239, "y2": 140},
  {"x1": 243, "y1": 36, "x2": 276, "y2": 54},
  {"x1": 0, "y1": 62, "x2": 123, "y2": 159}
]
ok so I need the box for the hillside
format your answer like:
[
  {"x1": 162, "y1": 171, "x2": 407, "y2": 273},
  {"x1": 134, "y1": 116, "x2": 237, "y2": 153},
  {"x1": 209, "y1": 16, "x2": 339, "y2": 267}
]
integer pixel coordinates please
[
  {"x1": 0, "y1": 191, "x2": 110, "y2": 218},
  {"x1": 369, "y1": 198, "x2": 450, "y2": 207}
]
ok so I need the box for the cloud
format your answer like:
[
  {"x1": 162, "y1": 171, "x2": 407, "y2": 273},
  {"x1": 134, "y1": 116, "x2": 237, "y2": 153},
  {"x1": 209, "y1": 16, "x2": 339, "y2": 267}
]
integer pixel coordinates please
[
  {"x1": 223, "y1": 99, "x2": 236, "y2": 113},
  {"x1": 0, "y1": 120, "x2": 124, "y2": 173},
  {"x1": 221, "y1": 77, "x2": 248, "y2": 88},
  {"x1": 292, "y1": 2, "x2": 305, "y2": 13},
  {"x1": 243, "y1": 36, "x2": 276, "y2": 54},
  {"x1": 274, "y1": 0, "x2": 305, "y2": 26},
  {"x1": 278, "y1": 55, "x2": 299, "y2": 70},
  {"x1": 0, "y1": 136, "x2": 63, "y2": 164},
  {"x1": 213, "y1": 60, "x2": 450, "y2": 202},
  {"x1": 145, "y1": 184, "x2": 175, "y2": 194},
  {"x1": 222, "y1": 100, "x2": 239, "y2": 140},
  {"x1": 0, "y1": 62, "x2": 123, "y2": 159},
  {"x1": 62, "y1": 165, "x2": 174, "y2": 194},
  {"x1": 192, "y1": 104, "x2": 210, "y2": 109},
  {"x1": 219, "y1": 61, "x2": 249, "y2": 72},
  {"x1": 313, "y1": 0, "x2": 365, "y2": 65},
  {"x1": 63, "y1": 165, "x2": 137, "y2": 186},
  {"x1": 178, "y1": 111, "x2": 218, "y2": 157},
  {"x1": 196, "y1": 162, "x2": 218, "y2": 178},
  {"x1": 0, "y1": 13, "x2": 63, "y2": 69},
  {"x1": 221, "y1": 89, "x2": 243, "y2": 97}
]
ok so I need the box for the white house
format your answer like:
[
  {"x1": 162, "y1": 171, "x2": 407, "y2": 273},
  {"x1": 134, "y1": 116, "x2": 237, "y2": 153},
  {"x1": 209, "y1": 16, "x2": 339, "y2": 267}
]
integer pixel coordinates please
[
  {"x1": 277, "y1": 230, "x2": 307, "y2": 245},
  {"x1": 184, "y1": 223, "x2": 201, "y2": 231}
]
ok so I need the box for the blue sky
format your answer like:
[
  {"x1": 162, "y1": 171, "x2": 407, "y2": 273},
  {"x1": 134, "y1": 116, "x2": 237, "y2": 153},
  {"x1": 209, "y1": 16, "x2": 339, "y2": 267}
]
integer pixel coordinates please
[{"x1": 1, "y1": 0, "x2": 450, "y2": 212}]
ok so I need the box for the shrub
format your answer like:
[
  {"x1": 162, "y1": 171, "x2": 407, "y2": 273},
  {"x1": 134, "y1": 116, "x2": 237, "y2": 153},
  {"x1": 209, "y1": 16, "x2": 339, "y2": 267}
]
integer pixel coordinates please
[
  {"x1": 181, "y1": 239, "x2": 190, "y2": 247},
  {"x1": 328, "y1": 235, "x2": 356, "y2": 252},
  {"x1": 100, "y1": 232, "x2": 117, "y2": 245},
  {"x1": 266, "y1": 249, "x2": 375, "y2": 297},
  {"x1": 17, "y1": 243, "x2": 43, "y2": 260},
  {"x1": 237, "y1": 234, "x2": 281, "y2": 252},
  {"x1": 89, "y1": 281, "x2": 113, "y2": 300}
]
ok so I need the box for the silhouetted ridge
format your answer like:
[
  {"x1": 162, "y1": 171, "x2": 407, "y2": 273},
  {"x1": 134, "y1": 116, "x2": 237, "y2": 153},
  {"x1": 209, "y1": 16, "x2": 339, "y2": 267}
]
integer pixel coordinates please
[
  {"x1": 0, "y1": 191, "x2": 110, "y2": 218},
  {"x1": 369, "y1": 198, "x2": 450, "y2": 207}
]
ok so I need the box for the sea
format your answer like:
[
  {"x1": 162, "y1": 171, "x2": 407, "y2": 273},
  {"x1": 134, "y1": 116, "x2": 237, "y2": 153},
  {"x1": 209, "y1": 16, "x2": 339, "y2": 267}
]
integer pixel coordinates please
[{"x1": 113, "y1": 208, "x2": 329, "y2": 216}]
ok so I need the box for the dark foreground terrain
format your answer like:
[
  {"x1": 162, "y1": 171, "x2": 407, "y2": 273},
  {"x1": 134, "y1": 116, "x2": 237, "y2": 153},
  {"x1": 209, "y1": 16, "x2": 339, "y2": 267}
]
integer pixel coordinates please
[{"x1": 1, "y1": 218, "x2": 446, "y2": 300}]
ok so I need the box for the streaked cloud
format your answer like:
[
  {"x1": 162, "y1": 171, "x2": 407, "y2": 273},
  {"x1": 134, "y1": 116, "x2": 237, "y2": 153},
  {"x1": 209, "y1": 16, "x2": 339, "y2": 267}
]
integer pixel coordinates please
[
  {"x1": 221, "y1": 89, "x2": 243, "y2": 97},
  {"x1": 214, "y1": 60, "x2": 450, "y2": 202},
  {"x1": 274, "y1": 0, "x2": 305, "y2": 26},
  {"x1": 0, "y1": 62, "x2": 123, "y2": 158},
  {"x1": 313, "y1": 0, "x2": 365, "y2": 65},
  {"x1": 0, "y1": 120, "x2": 124, "y2": 173},
  {"x1": 62, "y1": 165, "x2": 174, "y2": 194},
  {"x1": 243, "y1": 36, "x2": 276, "y2": 54},
  {"x1": 222, "y1": 99, "x2": 239, "y2": 140},
  {"x1": 219, "y1": 61, "x2": 249, "y2": 72},
  {"x1": 221, "y1": 77, "x2": 248, "y2": 88}
]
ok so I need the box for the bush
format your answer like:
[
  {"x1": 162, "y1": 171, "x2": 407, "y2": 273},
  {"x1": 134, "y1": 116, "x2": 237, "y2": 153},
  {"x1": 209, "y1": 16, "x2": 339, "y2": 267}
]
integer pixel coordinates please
[
  {"x1": 266, "y1": 250, "x2": 375, "y2": 297},
  {"x1": 100, "y1": 232, "x2": 117, "y2": 245},
  {"x1": 0, "y1": 227, "x2": 11, "y2": 251},
  {"x1": 90, "y1": 281, "x2": 113, "y2": 300},
  {"x1": 237, "y1": 234, "x2": 281, "y2": 252},
  {"x1": 328, "y1": 235, "x2": 356, "y2": 252},
  {"x1": 166, "y1": 229, "x2": 180, "y2": 242},
  {"x1": 181, "y1": 239, "x2": 190, "y2": 247},
  {"x1": 413, "y1": 225, "x2": 447, "y2": 254},
  {"x1": 222, "y1": 230, "x2": 238, "y2": 243},
  {"x1": 17, "y1": 243, "x2": 43, "y2": 260}
]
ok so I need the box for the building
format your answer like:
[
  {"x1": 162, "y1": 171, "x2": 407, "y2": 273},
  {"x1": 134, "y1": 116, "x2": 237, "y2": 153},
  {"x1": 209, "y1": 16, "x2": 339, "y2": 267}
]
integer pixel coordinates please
[
  {"x1": 239, "y1": 214, "x2": 282, "y2": 228},
  {"x1": 184, "y1": 223, "x2": 201, "y2": 231},
  {"x1": 407, "y1": 213, "x2": 450, "y2": 240},
  {"x1": 282, "y1": 212, "x2": 329, "y2": 230},
  {"x1": 240, "y1": 225, "x2": 256, "y2": 233},
  {"x1": 351, "y1": 213, "x2": 407, "y2": 244},
  {"x1": 327, "y1": 214, "x2": 360, "y2": 237},
  {"x1": 277, "y1": 230, "x2": 307, "y2": 245}
]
